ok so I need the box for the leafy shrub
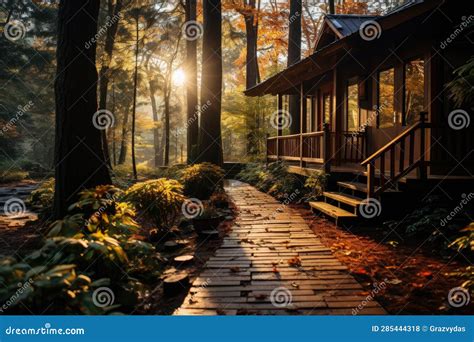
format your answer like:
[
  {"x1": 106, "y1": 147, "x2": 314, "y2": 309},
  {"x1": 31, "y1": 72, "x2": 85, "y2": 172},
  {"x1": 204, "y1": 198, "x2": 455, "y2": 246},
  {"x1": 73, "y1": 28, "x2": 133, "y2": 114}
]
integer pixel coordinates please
[
  {"x1": 124, "y1": 179, "x2": 185, "y2": 230},
  {"x1": 384, "y1": 196, "x2": 470, "y2": 246},
  {"x1": 301, "y1": 170, "x2": 328, "y2": 202},
  {"x1": 0, "y1": 184, "x2": 162, "y2": 314},
  {"x1": 237, "y1": 162, "x2": 265, "y2": 184},
  {"x1": 180, "y1": 163, "x2": 224, "y2": 200},
  {"x1": 449, "y1": 222, "x2": 474, "y2": 253},
  {"x1": 0, "y1": 170, "x2": 29, "y2": 183},
  {"x1": 28, "y1": 178, "x2": 54, "y2": 212},
  {"x1": 237, "y1": 161, "x2": 302, "y2": 202},
  {"x1": 0, "y1": 257, "x2": 113, "y2": 314}
]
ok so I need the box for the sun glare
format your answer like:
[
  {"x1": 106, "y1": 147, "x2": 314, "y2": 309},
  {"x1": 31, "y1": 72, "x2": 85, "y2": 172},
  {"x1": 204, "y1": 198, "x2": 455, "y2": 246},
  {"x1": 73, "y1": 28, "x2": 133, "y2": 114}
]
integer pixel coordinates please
[{"x1": 173, "y1": 68, "x2": 186, "y2": 86}]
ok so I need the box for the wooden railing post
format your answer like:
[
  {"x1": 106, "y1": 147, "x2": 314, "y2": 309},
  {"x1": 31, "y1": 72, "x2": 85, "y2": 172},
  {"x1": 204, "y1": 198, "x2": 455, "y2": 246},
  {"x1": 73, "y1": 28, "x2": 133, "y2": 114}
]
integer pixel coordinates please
[
  {"x1": 418, "y1": 111, "x2": 427, "y2": 181},
  {"x1": 276, "y1": 94, "x2": 282, "y2": 161},
  {"x1": 367, "y1": 161, "x2": 375, "y2": 198},
  {"x1": 300, "y1": 84, "x2": 307, "y2": 168},
  {"x1": 265, "y1": 133, "x2": 270, "y2": 166},
  {"x1": 322, "y1": 123, "x2": 331, "y2": 173}
]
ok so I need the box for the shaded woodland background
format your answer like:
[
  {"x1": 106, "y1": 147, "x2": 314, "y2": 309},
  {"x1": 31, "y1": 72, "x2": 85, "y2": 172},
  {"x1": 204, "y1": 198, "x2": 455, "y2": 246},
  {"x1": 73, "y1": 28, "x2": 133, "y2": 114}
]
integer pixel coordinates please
[{"x1": 0, "y1": 0, "x2": 407, "y2": 173}]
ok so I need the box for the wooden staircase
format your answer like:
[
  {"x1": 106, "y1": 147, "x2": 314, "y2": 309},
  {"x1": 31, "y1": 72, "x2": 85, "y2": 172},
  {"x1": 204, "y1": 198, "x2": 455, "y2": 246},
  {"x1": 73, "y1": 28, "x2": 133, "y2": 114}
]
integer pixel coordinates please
[{"x1": 310, "y1": 112, "x2": 429, "y2": 226}]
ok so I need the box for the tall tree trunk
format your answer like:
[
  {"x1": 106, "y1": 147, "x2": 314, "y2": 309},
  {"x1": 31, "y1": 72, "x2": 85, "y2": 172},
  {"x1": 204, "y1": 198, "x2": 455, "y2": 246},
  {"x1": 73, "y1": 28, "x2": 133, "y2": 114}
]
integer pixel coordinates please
[
  {"x1": 243, "y1": 0, "x2": 261, "y2": 155},
  {"x1": 164, "y1": 82, "x2": 170, "y2": 166},
  {"x1": 118, "y1": 104, "x2": 130, "y2": 165},
  {"x1": 98, "y1": 0, "x2": 123, "y2": 169},
  {"x1": 244, "y1": 0, "x2": 259, "y2": 89},
  {"x1": 197, "y1": 0, "x2": 223, "y2": 166},
  {"x1": 131, "y1": 10, "x2": 139, "y2": 179},
  {"x1": 148, "y1": 77, "x2": 161, "y2": 167},
  {"x1": 328, "y1": 0, "x2": 335, "y2": 14},
  {"x1": 185, "y1": 0, "x2": 199, "y2": 164},
  {"x1": 288, "y1": 0, "x2": 302, "y2": 134},
  {"x1": 111, "y1": 79, "x2": 117, "y2": 166},
  {"x1": 54, "y1": 0, "x2": 111, "y2": 218}
]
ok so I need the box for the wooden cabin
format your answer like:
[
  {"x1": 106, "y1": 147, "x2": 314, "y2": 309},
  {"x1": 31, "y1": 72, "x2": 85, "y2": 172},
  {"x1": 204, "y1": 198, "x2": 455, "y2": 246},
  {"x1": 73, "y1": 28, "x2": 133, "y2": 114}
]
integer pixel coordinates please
[{"x1": 245, "y1": 0, "x2": 474, "y2": 224}]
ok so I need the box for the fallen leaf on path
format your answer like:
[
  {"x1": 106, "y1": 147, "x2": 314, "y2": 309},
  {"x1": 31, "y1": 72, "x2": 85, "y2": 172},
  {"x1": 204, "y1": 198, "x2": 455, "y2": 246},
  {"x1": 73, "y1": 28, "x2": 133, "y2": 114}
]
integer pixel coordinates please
[{"x1": 287, "y1": 256, "x2": 302, "y2": 267}]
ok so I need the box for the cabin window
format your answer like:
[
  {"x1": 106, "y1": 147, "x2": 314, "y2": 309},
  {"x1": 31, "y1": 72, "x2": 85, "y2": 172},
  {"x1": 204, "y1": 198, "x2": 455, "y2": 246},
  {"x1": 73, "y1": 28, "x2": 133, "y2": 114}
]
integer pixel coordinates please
[
  {"x1": 347, "y1": 82, "x2": 359, "y2": 131},
  {"x1": 323, "y1": 94, "x2": 331, "y2": 127},
  {"x1": 404, "y1": 59, "x2": 425, "y2": 125},
  {"x1": 305, "y1": 97, "x2": 312, "y2": 132},
  {"x1": 377, "y1": 68, "x2": 395, "y2": 128}
]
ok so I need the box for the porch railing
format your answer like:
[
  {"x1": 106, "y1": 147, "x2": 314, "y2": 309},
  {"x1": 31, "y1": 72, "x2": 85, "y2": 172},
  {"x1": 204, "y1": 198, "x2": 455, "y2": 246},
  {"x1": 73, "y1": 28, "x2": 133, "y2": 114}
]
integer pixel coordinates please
[
  {"x1": 267, "y1": 125, "x2": 367, "y2": 168},
  {"x1": 360, "y1": 112, "x2": 429, "y2": 198}
]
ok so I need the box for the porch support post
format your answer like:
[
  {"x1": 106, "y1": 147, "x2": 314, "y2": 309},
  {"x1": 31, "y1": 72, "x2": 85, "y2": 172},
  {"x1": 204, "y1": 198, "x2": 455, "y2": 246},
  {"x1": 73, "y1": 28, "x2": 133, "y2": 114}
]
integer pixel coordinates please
[
  {"x1": 300, "y1": 83, "x2": 307, "y2": 168},
  {"x1": 276, "y1": 94, "x2": 282, "y2": 161},
  {"x1": 322, "y1": 123, "x2": 331, "y2": 174},
  {"x1": 367, "y1": 161, "x2": 375, "y2": 198},
  {"x1": 418, "y1": 111, "x2": 427, "y2": 181}
]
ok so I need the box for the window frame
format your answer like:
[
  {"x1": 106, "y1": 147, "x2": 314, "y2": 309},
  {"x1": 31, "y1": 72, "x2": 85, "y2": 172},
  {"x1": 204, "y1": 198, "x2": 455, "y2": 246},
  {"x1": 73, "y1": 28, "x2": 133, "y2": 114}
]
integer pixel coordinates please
[
  {"x1": 376, "y1": 67, "x2": 396, "y2": 129},
  {"x1": 346, "y1": 78, "x2": 360, "y2": 132},
  {"x1": 403, "y1": 57, "x2": 425, "y2": 127}
]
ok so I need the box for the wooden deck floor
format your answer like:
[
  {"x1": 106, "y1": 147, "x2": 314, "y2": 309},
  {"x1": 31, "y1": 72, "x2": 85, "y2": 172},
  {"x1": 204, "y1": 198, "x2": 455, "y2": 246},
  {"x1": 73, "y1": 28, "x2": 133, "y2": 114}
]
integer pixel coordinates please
[{"x1": 174, "y1": 181, "x2": 386, "y2": 315}]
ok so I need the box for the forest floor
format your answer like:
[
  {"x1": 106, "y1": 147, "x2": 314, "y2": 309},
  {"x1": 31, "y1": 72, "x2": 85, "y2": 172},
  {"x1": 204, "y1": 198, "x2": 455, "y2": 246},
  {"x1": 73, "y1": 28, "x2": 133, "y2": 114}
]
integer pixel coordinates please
[
  {"x1": 0, "y1": 180, "x2": 42, "y2": 256},
  {"x1": 296, "y1": 205, "x2": 473, "y2": 315}
]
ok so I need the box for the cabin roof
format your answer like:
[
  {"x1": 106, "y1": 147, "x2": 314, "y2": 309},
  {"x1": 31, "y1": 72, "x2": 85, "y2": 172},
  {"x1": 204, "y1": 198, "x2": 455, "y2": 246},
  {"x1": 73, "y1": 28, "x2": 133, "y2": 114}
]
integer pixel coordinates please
[
  {"x1": 325, "y1": 14, "x2": 379, "y2": 38},
  {"x1": 245, "y1": 0, "x2": 436, "y2": 97}
]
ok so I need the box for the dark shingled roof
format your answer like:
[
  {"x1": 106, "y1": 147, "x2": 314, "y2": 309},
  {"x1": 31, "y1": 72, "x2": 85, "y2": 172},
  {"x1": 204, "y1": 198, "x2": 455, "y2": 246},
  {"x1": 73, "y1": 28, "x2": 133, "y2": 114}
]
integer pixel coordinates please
[{"x1": 325, "y1": 14, "x2": 379, "y2": 38}]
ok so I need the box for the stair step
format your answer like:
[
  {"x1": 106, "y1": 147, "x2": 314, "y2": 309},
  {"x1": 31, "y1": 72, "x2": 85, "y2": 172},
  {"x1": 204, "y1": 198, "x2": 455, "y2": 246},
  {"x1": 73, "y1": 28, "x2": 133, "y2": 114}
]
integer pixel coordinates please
[
  {"x1": 309, "y1": 201, "x2": 358, "y2": 219},
  {"x1": 337, "y1": 181, "x2": 401, "y2": 193},
  {"x1": 337, "y1": 181, "x2": 368, "y2": 193},
  {"x1": 323, "y1": 192, "x2": 363, "y2": 207},
  {"x1": 354, "y1": 171, "x2": 408, "y2": 183}
]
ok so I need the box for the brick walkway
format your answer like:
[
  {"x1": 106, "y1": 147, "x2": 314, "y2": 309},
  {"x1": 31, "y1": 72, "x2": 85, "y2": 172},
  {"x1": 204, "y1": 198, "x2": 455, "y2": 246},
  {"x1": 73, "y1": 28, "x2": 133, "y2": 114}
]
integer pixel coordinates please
[{"x1": 174, "y1": 181, "x2": 386, "y2": 315}]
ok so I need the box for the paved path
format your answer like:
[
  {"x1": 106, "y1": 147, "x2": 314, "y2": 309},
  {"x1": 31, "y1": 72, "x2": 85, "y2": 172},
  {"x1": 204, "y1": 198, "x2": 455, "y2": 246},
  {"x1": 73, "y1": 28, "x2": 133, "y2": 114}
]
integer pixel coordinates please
[{"x1": 175, "y1": 181, "x2": 385, "y2": 315}]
